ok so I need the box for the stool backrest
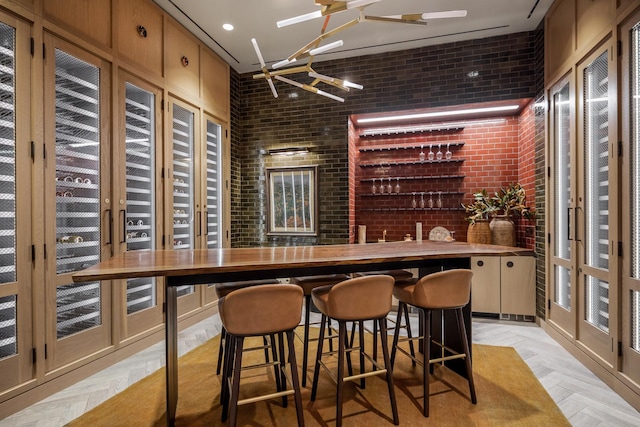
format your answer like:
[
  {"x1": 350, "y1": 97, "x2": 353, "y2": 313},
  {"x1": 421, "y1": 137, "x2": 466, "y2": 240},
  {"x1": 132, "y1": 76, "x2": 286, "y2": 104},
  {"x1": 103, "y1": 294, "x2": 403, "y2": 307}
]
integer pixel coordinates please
[
  {"x1": 219, "y1": 284, "x2": 303, "y2": 336},
  {"x1": 325, "y1": 275, "x2": 394, "y2": 320},
  {"x1": 413, "y1": 269, "x2": 473, "y2": 309}
]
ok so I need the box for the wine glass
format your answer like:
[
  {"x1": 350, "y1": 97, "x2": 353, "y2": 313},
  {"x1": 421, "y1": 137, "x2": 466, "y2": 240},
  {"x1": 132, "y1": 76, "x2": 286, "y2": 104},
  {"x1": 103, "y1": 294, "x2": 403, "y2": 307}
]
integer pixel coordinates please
[
  {"x1": 395, "y1": 178, "x2": 400, "y2": 194},
  {"x1": 411, "y1": 192, "x2": 417, "y2": 208},
  {"x1": 437, "y1": 191, "x2": 443, "y2": 208},
  {"x1": 428, "y1": 144, "x2": 434, "y2": 161},
  {"x1": 387, "y1": 177, "x2": 393, "y2": 194},
  {"x1": 419, "y1": 192, "x2": 425, "y2": 208},
  {"x1": 450, "y1": 230, "x2": 456, "y2": 241},
  {"x1": 372, "y1": 178, "x2": 377, "y2": 194},
  {"x1": 436, "y1": 143, "x2": 443, "y2": 160},
  {"x1": 445, "y1": 143, "x2": 452, "y2": 160},
  {"x1": 428, "y1": 191, "x2": 434, "y2": 208},
  {"x1": 419, "y1": 144, "x2": 426, "y2": 162}
]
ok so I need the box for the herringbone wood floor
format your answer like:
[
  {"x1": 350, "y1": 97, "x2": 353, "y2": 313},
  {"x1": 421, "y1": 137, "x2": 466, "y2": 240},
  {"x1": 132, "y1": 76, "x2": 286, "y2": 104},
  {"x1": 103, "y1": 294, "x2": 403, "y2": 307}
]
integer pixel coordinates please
[{"x1": 1, "y1": 314, "x2": 639, "y2": 426}]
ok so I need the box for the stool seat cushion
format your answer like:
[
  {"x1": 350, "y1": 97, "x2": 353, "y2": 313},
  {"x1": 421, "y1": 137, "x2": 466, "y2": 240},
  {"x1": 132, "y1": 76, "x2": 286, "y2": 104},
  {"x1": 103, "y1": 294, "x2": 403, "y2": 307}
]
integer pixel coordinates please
[
  {"x1": 394, "y1": 269, "x2": 473, "y2": 310},
  {"x1": 311, "y1": 275, "x2": 394, "y2": 321},
  {"x1": 289, "y1": 274, "x2": 349, "y2": 295},
  {"x1": 219, "y1": 284, "x2": 303, "y2": 336},
  {"x1": 215, "y1": 279, "x2": 280, "y2": 298}
]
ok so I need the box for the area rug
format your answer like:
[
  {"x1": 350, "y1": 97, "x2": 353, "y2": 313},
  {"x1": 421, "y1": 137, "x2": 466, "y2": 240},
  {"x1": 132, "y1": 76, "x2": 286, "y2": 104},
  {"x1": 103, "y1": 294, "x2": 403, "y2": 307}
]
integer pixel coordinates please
[{"x1": 67, "y1": 332, "x2": 570, "y2": 426}]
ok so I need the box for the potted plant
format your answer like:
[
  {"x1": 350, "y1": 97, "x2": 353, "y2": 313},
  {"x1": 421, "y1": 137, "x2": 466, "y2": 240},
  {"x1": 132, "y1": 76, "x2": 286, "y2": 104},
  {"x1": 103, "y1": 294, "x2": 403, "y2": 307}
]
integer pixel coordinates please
[
  {"x1": 461, "y1": 189, "x2": 497, "y2": 244},
  {"x1": 489, "y1": 183, "x2": 535, "y2": 246}
]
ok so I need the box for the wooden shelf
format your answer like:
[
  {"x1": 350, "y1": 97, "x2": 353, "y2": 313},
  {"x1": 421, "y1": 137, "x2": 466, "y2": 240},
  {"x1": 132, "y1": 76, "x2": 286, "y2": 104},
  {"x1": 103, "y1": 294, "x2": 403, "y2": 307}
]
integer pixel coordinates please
[
  {"x1": 360, "y1": 207, "x2": 465, "y2": 212},
  {"x1": 359, "y1": 158, "x2": 464, "y2": 167},
  {"x1": 361, "y1": 174, "x2": 465, "y2": 182},
  {"x1": 361, "y1": 191, "x2": 465, "y2": 197},
  {"x1": 359, "y1": 141, "x2": 465, "y2": 152},
  {"x1": 358, "y1": 124, "x2": 464, "y2": 137}
]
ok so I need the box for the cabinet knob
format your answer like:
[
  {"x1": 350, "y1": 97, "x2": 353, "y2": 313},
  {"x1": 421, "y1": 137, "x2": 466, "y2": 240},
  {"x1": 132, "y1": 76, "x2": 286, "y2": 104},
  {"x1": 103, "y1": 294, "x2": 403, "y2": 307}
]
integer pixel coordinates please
[
  {"x1": 506, "y1": 261, "x2": 514, "y2": 268},
  {"x1": 137, "y1": 25, "x2": 148, "y2": 38},
  {"x1": 476, "y1": 260, "x2": 484, "y2": 267},
  {"x1": 181, "y1": 56, "x2": 189, "y2": 67}
]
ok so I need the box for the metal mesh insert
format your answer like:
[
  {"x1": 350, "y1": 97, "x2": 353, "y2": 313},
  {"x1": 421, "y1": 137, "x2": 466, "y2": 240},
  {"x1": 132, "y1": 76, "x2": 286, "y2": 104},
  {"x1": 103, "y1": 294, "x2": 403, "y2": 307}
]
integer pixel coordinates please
[
  {"x1": 632, "y1": 290, "x2": 640, "y2": 352},
  {"x1": 631, "y1": 23, "x2": 640, "y2": 279},
  {"x1": 555, "y1": 265, "x2": 571, "y2": 310},
  {"x1": 0, "y1": 22, "x2": 16, "y2": 285},
  {"x1": 583, "y1": 51, "x2": 609, "y2": 271},
  {"x1": 125, "y1": 82, "x2": 156, "y2": 315},
  {"x1": 56, "y1": 282, "x2": 101, "y2": 339},
  {"x1": 206, "y1": 119, "x2": 220, "y2": 249},
  {"x1": 585, "y1": 275, "x2": 609, "y2": 333},
  {"x1": 554, "y1": 81, "x2": 571, "y2": 262},
  {"x1": 0, "y1": 294, "x2": 17, "y2": 359}
]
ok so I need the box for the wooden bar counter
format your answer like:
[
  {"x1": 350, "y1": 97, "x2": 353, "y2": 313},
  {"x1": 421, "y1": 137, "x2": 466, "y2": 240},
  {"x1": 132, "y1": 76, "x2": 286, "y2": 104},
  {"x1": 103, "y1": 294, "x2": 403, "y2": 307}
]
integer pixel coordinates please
[{"x1": 73, "y1": 240, "x2": 534, "y2": 426}]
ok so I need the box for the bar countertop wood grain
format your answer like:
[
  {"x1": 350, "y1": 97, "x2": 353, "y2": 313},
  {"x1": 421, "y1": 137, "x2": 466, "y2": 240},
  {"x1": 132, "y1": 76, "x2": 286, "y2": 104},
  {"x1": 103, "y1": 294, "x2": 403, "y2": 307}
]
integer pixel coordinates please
[{"x1": 72, "y1": 240, "x2": 535, "y2": 284}]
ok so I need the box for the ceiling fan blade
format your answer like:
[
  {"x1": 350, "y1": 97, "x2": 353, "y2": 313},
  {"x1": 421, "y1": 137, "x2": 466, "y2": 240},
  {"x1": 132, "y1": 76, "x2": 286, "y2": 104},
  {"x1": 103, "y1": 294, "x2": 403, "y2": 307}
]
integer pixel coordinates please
[{"x1": 421, "y1": 10, "x2": 467, "y2": 20}]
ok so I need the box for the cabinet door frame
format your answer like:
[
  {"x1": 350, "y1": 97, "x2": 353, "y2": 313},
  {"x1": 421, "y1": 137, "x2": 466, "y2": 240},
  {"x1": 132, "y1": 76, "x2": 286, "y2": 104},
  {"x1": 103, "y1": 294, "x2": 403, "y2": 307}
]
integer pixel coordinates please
[
  {"x1": 42, "y1": 33, "x2": 113, "y2": 374},
  {"x1": 115, "y1": 71, "x2": 165, "y2": 342}
]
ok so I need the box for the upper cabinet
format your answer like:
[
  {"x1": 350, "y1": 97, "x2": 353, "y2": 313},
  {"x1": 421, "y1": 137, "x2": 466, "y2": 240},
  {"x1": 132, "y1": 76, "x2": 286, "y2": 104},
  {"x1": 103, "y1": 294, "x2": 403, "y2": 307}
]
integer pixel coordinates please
[
  {"x1": 545, "y1": 0, "x2": 615, "y2": 80},
  {"x1": 115, "y1": 0, "x2": 163, "y2": 77},
  {"x1": 165, "y1": 19, "x2": 200, "y2": 99},
  {"x1": 201, "y1": 48, "x2": 229, "y2": 120},
  {"x1": 44, "y1": 0, "x2": 112, "y2": 50}
]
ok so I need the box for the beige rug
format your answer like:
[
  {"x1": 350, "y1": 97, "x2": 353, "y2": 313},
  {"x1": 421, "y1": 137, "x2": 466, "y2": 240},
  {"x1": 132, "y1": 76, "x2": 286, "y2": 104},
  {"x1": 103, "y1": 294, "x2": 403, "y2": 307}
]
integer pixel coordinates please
[{"x1": 67, "y1": 332, "x2": 570, "y2": 426}]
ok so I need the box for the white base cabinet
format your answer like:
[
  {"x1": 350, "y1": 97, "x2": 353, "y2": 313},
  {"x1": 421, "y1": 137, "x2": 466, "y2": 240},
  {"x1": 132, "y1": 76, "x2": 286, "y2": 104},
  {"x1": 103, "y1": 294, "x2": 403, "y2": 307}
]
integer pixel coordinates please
[{"x1": 471, "y1": 255, "x2": 536, "y2": 318}]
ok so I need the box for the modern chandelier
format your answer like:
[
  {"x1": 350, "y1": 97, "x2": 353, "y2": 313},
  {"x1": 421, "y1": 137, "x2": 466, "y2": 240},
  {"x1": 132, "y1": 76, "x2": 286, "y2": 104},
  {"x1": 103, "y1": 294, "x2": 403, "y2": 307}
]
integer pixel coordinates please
[{"x1": 252, "y1": 0, "x2": 467, "y2": 102}]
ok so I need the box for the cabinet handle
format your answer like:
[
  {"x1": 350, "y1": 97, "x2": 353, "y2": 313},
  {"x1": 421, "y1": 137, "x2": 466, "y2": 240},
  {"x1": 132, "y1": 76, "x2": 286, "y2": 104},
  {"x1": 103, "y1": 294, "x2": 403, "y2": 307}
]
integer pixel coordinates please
[
  {"x1": 476, "y1": 260, "x2": 484, "y2": 267},
  {"x1": 575, "y1": 206, "x2": 583, "y2": 242},
  {"x1": 137, "y1": 25, "x2": 148, "y2": 38},
  {"x1": 567, "y1": 207, "x2": 573, "y2": 241},
  {"x1": 197, "y1": 211, "x2": 202, "y2": 236},
  {"x1": 204, "y1": 210, "x2": 209, "y2": 236},
  {"x1": 105, "y1": 209, "x2": 112, "y2": 245},
  {"x1": 506, "y1": 261, "x2": 514, "y2": 268},
  {"x1": 120, "y1": 209, "x2": 127, "y2": 244}
]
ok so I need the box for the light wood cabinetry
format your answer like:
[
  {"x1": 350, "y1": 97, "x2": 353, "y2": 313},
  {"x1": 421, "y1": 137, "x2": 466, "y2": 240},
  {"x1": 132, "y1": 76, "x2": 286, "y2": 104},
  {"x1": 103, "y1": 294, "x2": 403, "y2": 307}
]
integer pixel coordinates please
[
  {"x1": 165, "y1": 19, "x2": 200, "y2": 99},
  {"x1": 471, "y1": 255, "x2": 536, "y2": 317},
  {"x1": 0, "y1": 0, "x2": 231, "y2": 418},
  {"x1": 44, "y1": 0, "x2": 112, "y2": 49},
  {"x1": 116, "y1": 0, "x2": 163, "y2": 77}
]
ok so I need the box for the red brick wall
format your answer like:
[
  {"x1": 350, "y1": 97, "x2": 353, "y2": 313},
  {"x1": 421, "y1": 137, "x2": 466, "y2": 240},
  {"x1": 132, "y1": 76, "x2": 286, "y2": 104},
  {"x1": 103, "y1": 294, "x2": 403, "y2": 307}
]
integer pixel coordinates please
[
  {"x1": 517, "y1": 100, "x2": 537, "y2": 249},
  {"x1": 351, "y1": 113, "x2": 536, "y2": 248}
]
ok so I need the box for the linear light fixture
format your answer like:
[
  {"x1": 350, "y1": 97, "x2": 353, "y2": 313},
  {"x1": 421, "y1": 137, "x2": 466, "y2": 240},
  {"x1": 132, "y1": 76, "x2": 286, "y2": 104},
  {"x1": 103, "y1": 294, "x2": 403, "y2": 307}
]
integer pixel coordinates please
[
  {"x1": 276, "y1": 0, "x2": 382, "y2": 28},
  {"x1": 275, "y1": 75, "x2": 345, "y2": 102},
  {"x1": 309, "y1": 39, "x2": 343, "y2": 56},
  {"x1": 356, "y1": 105, "x2": 520, "y2": 124},
  {"x1": 268, "y1": 146, "x2": 309, "y2": 156}
]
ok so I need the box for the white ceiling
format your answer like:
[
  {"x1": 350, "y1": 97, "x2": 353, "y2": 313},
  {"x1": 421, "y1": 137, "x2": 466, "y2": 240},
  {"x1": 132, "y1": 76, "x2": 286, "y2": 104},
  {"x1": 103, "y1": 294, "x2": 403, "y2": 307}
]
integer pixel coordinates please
[{"x1": 152, "y1": 0, "x2": 553, "y2": 75}]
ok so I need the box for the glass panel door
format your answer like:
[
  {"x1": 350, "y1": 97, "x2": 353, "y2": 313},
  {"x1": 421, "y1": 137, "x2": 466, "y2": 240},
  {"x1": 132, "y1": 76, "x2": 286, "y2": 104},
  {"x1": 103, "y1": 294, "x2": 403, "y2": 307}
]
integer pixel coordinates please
[
  {"x1": 124, "y1": 82, "x2": 156, "y2": 315},
  {"x1": 621, "y1": 14, "x2": 640, "y2": 382},
  {"x1": 577, "y1": 48, "x2": 614, "y2": 361},
  {"x1": 0, "y1": 15, "x2": 32, "y2": 393},
  {"x1": 44, "y1": 36, "x2": 111, "y2": 370},
  {"x1": 548, "y1": 75, "x2": 576, "y2": 335},
  {"x1": 205, "y1": 118, "x2": 221, "y2": 249},
  {"x1": 171, "y1": 103, "x2": 195, "y2": 298}
]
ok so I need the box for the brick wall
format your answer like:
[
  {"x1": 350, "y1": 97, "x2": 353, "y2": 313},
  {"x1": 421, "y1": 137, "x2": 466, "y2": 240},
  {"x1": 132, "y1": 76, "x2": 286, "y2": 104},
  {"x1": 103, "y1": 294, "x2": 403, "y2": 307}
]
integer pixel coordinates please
[{"x1": 233, "y1": 31, "x2": 540, "y2": 247}]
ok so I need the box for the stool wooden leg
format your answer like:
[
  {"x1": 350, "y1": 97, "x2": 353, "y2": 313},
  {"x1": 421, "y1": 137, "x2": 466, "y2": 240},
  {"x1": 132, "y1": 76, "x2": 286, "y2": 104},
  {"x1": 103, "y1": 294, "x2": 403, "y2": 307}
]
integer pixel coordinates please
[
  {"x1": 302, "y1": 295, "x2": 312, "y2": 387},
  {"x1": 270, "y1": 333, "x2": 283, "y2": 396},
  {"x1": 403, "y1": 303, "x2": 416, "y2": 363},
  {"x1": 379, "y1": 317, "x2": 400, "y2": 425},
  {"x1": 228, "y1": 336, "x2": 244, "y2": 427},
  {"x1": 216, "y1": 327, "x2": 226, "y2": 375},
  {"x1": 336, "y1": 321, "x2": 347, "y2": 427},
  {"x1": 311, "y1": 314, "x2": 327, "y2": 401},
  {"x1": 220, "y1": 330, "x2": 234, "y2": 410},
  {"x1": 372, "y1": 319, "x2": 378, "y2": 371},
  {"x1": 358, "y1": 320, "x2": 365, "y2": 388},
  {"x1": 423, "y1": 308, "x2": 431, "y2": 417},
  {"x1": 456, "y1": 308, "x2": 477, "y2": 404},
  {"x1": 390, "y1": 302, "x2": 404, "y2": 368},
  {"x1": 277, "y1": 332, "x2": 288, "y2": 407},
  {"x1": 286, "y1": 330, "x2": 306, "y2": 427}
]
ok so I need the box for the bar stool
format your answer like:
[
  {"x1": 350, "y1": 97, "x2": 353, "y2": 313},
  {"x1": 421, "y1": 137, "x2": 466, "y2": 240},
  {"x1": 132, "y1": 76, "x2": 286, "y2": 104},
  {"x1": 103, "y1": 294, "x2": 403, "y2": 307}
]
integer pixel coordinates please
[
  {"x1": 310, "y1": 275, "x2": 399, "y2": 427},
  {"x1": 289, "y1": 274, "x2": 349, "y2": 387},
  {"x1": 352, "y1": 270, "x2": 418, "y2": 363},
  {"x1": 390, "y1": 269, "x2": 477, "y2": 417},
  {"x1": 219, "y1": 284, "x2": 305, "y2": 427},
  {"x1": 214, "y1": 279, "x2": 280, "y2": 376}
]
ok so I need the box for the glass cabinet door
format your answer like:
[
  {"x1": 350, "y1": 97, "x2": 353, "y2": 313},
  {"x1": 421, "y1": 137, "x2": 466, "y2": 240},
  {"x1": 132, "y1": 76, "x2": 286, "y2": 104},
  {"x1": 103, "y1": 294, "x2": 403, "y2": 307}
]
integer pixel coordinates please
[
  {"x1": 44, "y1": 37, "x2": 111, "y2": 371},
  {"x1": 205, "y1": 117, "x2": 222, "y2": 249},
  {"x1": 0, "y1": 14, "x2": 32, "y2": 394},
  {"x1": 577, "y1": 48, "x2": 614, "y2": 361},
  {"x1": 548, "y1": 74, "x2": 576, "y2": 336}
]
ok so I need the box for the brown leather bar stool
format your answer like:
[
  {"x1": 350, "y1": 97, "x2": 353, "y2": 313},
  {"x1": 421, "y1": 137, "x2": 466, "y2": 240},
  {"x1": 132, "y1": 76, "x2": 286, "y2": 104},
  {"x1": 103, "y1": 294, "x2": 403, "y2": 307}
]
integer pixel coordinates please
[
  {"x1": 289, "y1": 274, "x2": 349, "y2": 387},
  {"x1": 215, "y1": 279, "x2": 280, "y2": 376},
  {"x1": 390, "y1": 269, "x2": 477, "y2": 417},
  {"x1": 353, "y1": 270, "x2": 418, "y2": 362},
  {"x1": 219, "y1": 284, "x2": 305, "y2": 427},
  {"x1": 310, "y1": 275, "x2": 399, "y2": 427}
]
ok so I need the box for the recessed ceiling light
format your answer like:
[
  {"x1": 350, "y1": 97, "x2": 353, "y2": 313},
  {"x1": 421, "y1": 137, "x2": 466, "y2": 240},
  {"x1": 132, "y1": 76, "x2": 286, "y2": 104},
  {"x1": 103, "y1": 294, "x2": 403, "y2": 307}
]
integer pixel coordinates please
[{"x1": 222, "y1": 23, "x2": 234, "y2": 31}]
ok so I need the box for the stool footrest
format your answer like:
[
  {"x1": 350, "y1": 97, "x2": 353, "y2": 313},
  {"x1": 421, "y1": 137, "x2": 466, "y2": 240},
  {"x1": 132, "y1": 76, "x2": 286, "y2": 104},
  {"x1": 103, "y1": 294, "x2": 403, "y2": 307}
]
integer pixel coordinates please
[
  {"x1": 344, "y1": 368, "x2": 388, "y2": 383},
  {"x1": 237, "y1": 388, "x2": 295, "y2": 406}
]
